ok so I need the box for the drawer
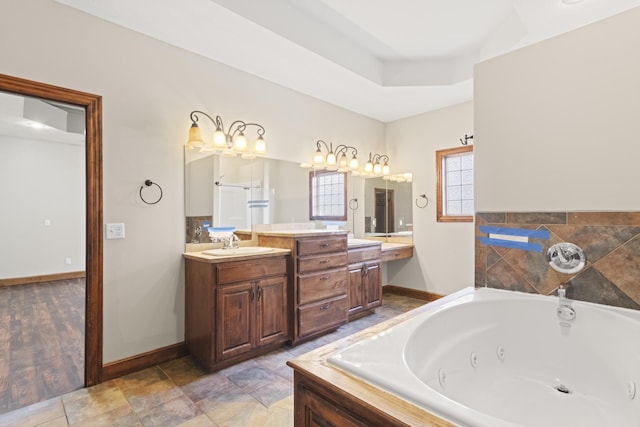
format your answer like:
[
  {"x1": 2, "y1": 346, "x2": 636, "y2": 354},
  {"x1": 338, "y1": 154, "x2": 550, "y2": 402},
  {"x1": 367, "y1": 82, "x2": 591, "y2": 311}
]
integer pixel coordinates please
[
  {"x1": 298, "y1": 295, "x2": 348, "y2": 337},
  {"x1": 298, "y1": 268, "x2": 347, "y2": 305},
  {"x1": 347, "y1": 246, "x2": 381, "y2": 264},
  {"x1": 297, "y1": 236, "x2": 347, "y2": 256},
  {"x1": 380, "y1": 246, "x2": 414, "y2": 262},
  {"x1": 216, "y1": 256, "x2": 287, "y2": 285},
  {"x1": 298, "y1": 252, "x2": 347, "y2": 274}
]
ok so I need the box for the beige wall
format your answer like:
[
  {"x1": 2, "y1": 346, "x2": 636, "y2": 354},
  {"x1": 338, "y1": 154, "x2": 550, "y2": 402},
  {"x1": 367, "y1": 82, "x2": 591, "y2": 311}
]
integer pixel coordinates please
[
  {"x1": 474, "y1": 7, "x2": 640, "y2": 212},
  {"x1": 0, "y1": 0, "x2": 385, "y2": 362},
  {"x1": 385, "y1": 102, "x2": 475, "y2": 295}
]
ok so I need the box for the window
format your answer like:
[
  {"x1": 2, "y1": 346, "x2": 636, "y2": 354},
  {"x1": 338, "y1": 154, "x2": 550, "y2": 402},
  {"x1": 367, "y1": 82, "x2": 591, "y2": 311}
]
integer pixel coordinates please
[
  {"x1": 309, "y1": 170, "x2": 347, "y2": 221},
  {"x1": 436, "y1": 145, "x2": 474, "y2": 222}
]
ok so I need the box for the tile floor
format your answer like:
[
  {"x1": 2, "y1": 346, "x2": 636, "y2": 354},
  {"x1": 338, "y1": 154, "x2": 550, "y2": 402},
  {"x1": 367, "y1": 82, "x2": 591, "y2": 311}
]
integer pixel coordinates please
[{"x1": 0, "y1": 294, "x2": 425, "y2": 427}]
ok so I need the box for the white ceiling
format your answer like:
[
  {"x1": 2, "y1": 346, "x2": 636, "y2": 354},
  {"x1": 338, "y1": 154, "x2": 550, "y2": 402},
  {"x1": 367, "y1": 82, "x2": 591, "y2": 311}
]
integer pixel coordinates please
[{"x1": 56, "y1": 0, "x2": 640, "y2": 122}]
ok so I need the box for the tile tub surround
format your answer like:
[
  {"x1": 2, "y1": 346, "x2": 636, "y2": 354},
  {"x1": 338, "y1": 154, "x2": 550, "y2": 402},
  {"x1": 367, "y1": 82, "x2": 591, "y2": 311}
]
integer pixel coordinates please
[{"x1": 475, "y1": 211, "x2": 640, "y2": 310}]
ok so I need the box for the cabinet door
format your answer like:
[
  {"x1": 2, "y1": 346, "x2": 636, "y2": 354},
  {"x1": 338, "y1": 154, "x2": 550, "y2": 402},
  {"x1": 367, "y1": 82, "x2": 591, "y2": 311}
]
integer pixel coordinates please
[
  {"x1": 217, "y1": 281, "x2": 253, "y2": 359},
  {"x1": 255, "y1": 275, "x2": 289, "y2": 347},
  {"x1": 364, "y1": 262, "x2": 381, "y2": 310},
  {"x1": 347, "y1": 264, "x2": 365, "y2": 316},
  {"x1": 297, "y1": 385, "x2": 368, "y2": 427}
]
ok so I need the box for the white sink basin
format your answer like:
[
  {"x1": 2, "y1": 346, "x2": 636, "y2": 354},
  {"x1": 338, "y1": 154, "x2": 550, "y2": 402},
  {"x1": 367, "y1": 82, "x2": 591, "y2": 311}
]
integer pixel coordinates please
[{"x1": 202, "y1": 247, "x2": 274, "y2": 257}]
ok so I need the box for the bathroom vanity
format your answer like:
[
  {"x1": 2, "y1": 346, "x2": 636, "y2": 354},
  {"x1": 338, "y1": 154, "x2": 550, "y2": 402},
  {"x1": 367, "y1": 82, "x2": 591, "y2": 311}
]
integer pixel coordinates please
[
  {"x1": 183, "y1": 249, "x2": 291, "y2": 371},
  {"x1": 258, "y1": 230, "x2": 350, "y2": 344},
  {"x1": 184, "y1": 232, "x2": 412, "y2": 371}
]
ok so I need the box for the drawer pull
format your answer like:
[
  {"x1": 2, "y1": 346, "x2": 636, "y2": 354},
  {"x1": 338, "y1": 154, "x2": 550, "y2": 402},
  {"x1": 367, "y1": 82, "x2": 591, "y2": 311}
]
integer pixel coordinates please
[
  {"x1": 319, "y1": 276, "x2": 329, "y2": 281},
  {"x1": 319, "y1": 260, "x2": 330, "y2": 264},
  {"x1": 320, "y1": 303, "x2": 330, "y2": 310},
  {"x1": 319, "y1": 243, "x2": 330, "y2": 247}
]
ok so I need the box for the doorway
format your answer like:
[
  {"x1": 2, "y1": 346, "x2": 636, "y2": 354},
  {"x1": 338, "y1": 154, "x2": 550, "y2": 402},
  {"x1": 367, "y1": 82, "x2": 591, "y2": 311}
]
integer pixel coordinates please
[
  {"x1": 374, "y1": 187, "x2": 395, "y2": 234},
  {"x1": 0, "y1": 74, "x2": 103, "y2": 406}
]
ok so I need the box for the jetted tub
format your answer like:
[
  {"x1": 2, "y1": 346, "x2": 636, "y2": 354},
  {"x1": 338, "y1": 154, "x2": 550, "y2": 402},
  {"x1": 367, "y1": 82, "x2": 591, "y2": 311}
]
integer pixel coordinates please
[{"x1": 328, "y1": 287, "x2": 640, "y2": 426}]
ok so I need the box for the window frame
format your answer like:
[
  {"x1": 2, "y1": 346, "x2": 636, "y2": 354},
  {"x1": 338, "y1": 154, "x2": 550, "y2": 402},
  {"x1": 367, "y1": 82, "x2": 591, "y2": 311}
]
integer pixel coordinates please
[
  {"x1": 308, "y1": 169, "x2": 348, "y2": 221},
  {"x1": 436, "y1": 145, "x2": 474, "y2": 223}
]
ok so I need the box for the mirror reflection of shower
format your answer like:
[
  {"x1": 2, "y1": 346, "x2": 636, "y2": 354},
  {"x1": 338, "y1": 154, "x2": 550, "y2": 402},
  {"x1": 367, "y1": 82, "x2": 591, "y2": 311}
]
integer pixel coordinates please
[{"x1": 215, "y1": 177, "x2": 265, "y2": 230}]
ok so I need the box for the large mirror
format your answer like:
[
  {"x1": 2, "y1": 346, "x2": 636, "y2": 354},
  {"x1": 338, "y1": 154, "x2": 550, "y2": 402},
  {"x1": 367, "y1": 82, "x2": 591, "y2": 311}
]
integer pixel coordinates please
[
  {"x1": 362, "y1": 175, "x2": 413, "y2": 242},
  {"x1": 184, "y1": 150, "x2": 412, "y2": 244},
  {"x1": 185, "y1": 151, "x2": 311, "y2": 243}
]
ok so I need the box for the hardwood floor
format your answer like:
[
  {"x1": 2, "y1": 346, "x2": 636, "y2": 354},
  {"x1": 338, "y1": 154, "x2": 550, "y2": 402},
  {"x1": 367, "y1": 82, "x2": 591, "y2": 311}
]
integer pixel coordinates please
[{"x1": 0, "y1": 278, "x2": 85, "y2": 414}]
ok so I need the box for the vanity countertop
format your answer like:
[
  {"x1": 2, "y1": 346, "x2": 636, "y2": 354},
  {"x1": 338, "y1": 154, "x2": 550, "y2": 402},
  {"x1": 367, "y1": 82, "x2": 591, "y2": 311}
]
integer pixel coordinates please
[
  {"x1": 183, "y1": 247, "x2": 290, "y2": 263},
  {"x1": 347, "y1": 238, "x2": 382, "y2": 248},
  {"x1": 381, "y1": 242, "x2": 413, "y2": 251},
  {"x1": 255, "y1": 230, "x2": 349, "y2": 238}
]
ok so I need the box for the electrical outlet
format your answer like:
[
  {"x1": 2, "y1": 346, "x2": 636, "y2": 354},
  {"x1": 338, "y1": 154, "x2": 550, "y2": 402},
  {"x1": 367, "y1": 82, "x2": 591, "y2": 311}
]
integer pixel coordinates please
[
  {"x1": 44, "y1": 219, "x2": 51, "y2": 227},
  {"x1": 65, "y1": 257, "x2": 72, "y2": 265}
]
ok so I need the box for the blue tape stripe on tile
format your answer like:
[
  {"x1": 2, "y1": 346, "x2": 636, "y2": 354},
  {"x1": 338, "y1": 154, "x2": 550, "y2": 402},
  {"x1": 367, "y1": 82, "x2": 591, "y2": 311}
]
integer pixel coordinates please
[
  {"x1": 478, "y1": 237, "x2": 543, "y2": 252},
  {"x1": 479, "y1": 226, "x2": 550, "y2": 240}
]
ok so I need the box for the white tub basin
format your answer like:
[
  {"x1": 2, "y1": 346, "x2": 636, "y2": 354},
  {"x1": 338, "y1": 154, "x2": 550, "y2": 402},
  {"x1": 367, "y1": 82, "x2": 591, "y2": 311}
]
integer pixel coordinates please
[{"x1": 202, "y1": 247, "x2": 273, "y2": 257}]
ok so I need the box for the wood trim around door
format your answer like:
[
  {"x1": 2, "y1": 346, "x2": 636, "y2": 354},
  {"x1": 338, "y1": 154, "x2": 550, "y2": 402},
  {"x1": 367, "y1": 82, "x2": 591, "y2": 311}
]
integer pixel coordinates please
[{"x1": 0, "y1": 73, "x2": 103, "y2": 386}]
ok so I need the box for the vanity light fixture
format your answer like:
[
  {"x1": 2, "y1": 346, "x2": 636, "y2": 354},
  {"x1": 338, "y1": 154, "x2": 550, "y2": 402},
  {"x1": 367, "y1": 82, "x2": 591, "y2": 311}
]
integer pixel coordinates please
[
  {"x1": 185, "y1": 110, "x2": 266, "y2": 159},
  {"x1": 309, "y1": 140, "x2": 359, "y2": 171},
  {"x1": 363, "y1": 153, "x2": 390, "y2": 176}
]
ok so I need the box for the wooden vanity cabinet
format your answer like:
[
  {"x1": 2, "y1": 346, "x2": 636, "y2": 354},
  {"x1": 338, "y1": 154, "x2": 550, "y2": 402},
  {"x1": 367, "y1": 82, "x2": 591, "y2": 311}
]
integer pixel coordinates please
[
  {"x1": 185, "y1": 255, "x2": 289, "y2": 371},
  {"x1": 258, "y1": 233, "x2": 349, "y2": 344},
  {"x1": 347, "y1": 244, "x2": 382, "y2": 320}
]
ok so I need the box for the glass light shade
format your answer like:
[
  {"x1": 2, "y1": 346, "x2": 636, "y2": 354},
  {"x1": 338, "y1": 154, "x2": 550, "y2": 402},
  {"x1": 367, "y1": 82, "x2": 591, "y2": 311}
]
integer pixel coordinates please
[
  {"x1": 338, "y1": 153, "x2": 348, "y2": 169},
  {"x1": 187, "y1": 123, "x2": 204, "y2": 148},
  {"x1": 349, "y1": 155, "x2": 359, "y2": 169},
  {"x1": 382, "y1": 162, "x2": 390, "y2": 175},
  {"x1": 213, "y1": 127, "x2": 227, "y2": 147},
  {"x1": 313, "y1": 148, "x2": 324, "y2": 164},
  {"x1": 234, "y1": 132, "x2": 247, "y2": 151},
  {"x1": 254, "y1": 135, "x2": 266, "y2": 154},
  {"x1": 373, "y1": 162, "x2": 382, "y2": 175},
  {"x1": 326, "y1": 151, "x2": 337, "y2": 166},
  {"x1": 364, "y1": 161, "x2": 374, "y2": 173}
]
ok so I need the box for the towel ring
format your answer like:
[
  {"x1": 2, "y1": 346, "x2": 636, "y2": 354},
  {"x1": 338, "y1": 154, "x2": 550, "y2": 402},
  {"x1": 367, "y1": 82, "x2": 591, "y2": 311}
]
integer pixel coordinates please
[
  {"x1": 139, "y1": 179, "x2": 163, "y2": 205},
  {"x1": 415, "y1": 194, "x2": 429, "y2": 209},
  {"x1": 348, "y1": 198, "x2": 359, "y2": 211}
]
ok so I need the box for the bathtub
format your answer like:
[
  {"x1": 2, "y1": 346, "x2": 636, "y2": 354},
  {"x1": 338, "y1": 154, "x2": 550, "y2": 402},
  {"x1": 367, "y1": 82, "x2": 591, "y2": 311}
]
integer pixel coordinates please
[{"x1": 328, "y1": 287, "x2": 640, "y2": 427}]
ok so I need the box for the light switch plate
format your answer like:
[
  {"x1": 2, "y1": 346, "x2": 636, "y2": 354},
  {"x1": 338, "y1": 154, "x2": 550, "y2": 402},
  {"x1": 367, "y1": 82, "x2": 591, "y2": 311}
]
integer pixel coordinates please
[{"x1": 105, "y1": 223, "x2": 125, "y2": 239}]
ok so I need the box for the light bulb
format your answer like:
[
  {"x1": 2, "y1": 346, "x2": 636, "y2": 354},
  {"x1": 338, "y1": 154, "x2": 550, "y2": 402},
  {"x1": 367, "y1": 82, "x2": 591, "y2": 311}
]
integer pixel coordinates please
[
  {"x1": 254, "y1": 135, "x2": 266, "y2": 154},
  {"x1": 338, "y1": 153, "x2": 348, "y2": 169},
  {"x1": 349, "y1": 155, "x2": 359, "y2": 169},
  {"x1": 364, "y1": 161, "x2": 373, "y2": 173},
  {"x1": 382, "y1": 162, "x2": 390, "y2": 175},
  {"x1": 326, "y1": 151, "x2": 337, "y2": 166},
  {"x1": 234, "y1": 131, "x2": 247, "y2": 151},
  {"x1": 213, "y1": 127, "x2": 226, "y2": 147},
  {"x1": 373, "y1": 162, "x2": 382, "y2": 175},
  {"x1": 313, "y1": 148, "x2": 324, "y2": 164}
]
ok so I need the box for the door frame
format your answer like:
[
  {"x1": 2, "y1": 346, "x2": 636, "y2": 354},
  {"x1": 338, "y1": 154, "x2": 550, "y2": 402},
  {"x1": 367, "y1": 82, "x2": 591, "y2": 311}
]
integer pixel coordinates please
[{"x1": 0, "y1": 73, "x2": 103, "y2": 385}]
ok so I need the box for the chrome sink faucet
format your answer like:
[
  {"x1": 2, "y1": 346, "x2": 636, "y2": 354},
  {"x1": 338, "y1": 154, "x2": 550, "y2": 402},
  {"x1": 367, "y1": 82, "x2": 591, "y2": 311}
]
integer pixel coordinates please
[{"x1": 223, "y1": 233, "x2": 240, "y2": 249}]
